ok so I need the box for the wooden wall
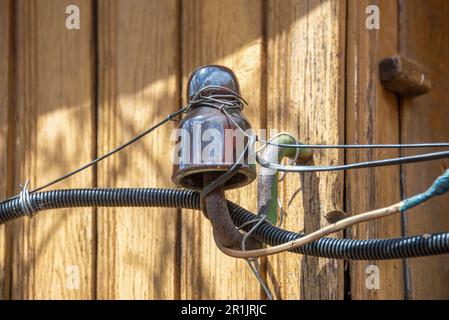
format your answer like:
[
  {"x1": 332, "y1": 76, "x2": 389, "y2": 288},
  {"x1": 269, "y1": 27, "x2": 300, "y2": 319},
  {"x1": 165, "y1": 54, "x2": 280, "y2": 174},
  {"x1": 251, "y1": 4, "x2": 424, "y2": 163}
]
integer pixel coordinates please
[{"x1": 0, "y1": 0, "x2": 448, "y2": 300}]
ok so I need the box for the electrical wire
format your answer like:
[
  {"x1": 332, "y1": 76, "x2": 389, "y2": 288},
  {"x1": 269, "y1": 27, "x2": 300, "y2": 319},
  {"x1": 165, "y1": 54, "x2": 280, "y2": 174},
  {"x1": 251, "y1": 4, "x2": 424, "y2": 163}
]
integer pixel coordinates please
[
  {"x1": 189, "y1": 85, "x2": 449, "y2": 259},
  {"x1": 2, "y1": 81, "x2": 449, "y2": 300},
  {"x1": 0, "y1": 107, "x2": 187, "y2": 207},
  {"x1": 0, "y1": 84, "x2": 244, "y2": 207},
  {"x1": 256, "y1": 150, "x2": 449, "y2": 173},
  {"x1": 262, "y1": 141, "x2": 449, "y2": 149},
  {"x1": 193, "y1": 86, "x2": 449, "y2": 257},
  {"x1": 219, "y1": 93, "x2": 449, "y2": 172},
  {"x1": 2, "y1": 84, "x2": 449, "y2": 263},
  {"x1": 239, "y1": 214, "x2": 273, "y2": 300},
  {"x1": 1, "y1": 187, "x2": 449, "y2": 260},
  {"x1": 216, "y1": 201, "x2": 404, "y2": 259},
  {"x1": 215, "y1": 168, "x2": 449, "y2": 258}
]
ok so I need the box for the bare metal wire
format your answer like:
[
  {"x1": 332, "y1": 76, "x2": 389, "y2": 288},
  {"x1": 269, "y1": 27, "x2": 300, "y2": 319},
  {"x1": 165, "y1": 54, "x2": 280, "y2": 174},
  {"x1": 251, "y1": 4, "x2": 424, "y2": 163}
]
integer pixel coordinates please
[
  {"x1": 263, "y1": 141, "x2": 449, "y2": 149},
  {"x1": 0, "y1": 108, "x2": 188, "y2": 206},
  {"x1": 241, "y1": 214, "x2": 274, "y2": 300},
  {"x1": 19, "y1": 180, "x2": 34, "y2": 218},
  {"x1": 220, "y1": 96, "x2": 449, "y2": 173},
  {"x1": 257, "y1": 150, "x2": 449, "y2": 173}
]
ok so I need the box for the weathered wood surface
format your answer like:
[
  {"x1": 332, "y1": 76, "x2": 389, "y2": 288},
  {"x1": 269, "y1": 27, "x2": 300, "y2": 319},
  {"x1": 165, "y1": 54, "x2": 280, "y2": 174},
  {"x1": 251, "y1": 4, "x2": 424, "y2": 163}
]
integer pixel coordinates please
[
  {"x1": 266, "y1": 0, "x2": 346, "y2": 299},
  {"x1": 399, "y1": 0, "x2": 449, "y2": 299},
  {"x1": 97, "y1": 0, "x2": 180, "y2": 299},
  {"x1": 0, "y1": 0, "x2": 12, "y2": 301},
  {"x1": 346, "y1": 0, "x2": 404, "y2": 300},
  {"x1": 11, "y1": 0, "x2": 95, "y2": 299}
]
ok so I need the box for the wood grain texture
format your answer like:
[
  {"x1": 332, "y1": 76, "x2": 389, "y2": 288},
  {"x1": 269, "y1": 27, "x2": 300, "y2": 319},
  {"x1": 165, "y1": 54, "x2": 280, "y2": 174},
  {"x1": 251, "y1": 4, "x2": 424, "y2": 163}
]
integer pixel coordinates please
[
  {"x1": 11, "y1": 0, "x2": 95, "y2": 299},
  {"x1": 346, "y1": 0, "x2": 404, "y2": 300},
  {"x1": 0, "y1": 0, "x2": 13, "y2": 300},
  {"x1": 97, "y1": 0, "x2": 180, "y2": 299},
  {"x1": 180, "y1": 0, "x2": 264, "y2": 299},
  {"x1": 399, "y1": 0, "x2": 449, "y2": 299},
  {"x1": 266, "y1": 0, "x2": 346, "y2": 299}
]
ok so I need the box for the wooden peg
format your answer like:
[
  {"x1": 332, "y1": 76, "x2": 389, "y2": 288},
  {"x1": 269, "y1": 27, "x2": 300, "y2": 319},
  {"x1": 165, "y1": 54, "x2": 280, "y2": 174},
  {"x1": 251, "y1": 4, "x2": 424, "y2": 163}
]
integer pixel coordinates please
[{"x1": 379, "y1": 55, "x2": 431, "y2": 96}]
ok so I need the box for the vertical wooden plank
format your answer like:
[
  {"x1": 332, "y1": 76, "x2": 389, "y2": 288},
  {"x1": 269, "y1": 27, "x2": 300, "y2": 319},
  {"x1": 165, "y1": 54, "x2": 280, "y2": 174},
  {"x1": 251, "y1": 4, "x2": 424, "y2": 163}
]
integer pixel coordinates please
[
  {"x1": 97, "y1": 0, "x2": 180, "y2": 299},
  {"x1": 180, "y1": 0, "x2": 264, "y2": 299},
  {"x1": 266, "y1": 0, "x2": 346, "y2": 299},
  {"x1": 399, "y1": 0, "x2": 449, "y2": 299},
  {"x1": 12, "y1": 0, "x2": 95, "y2": 299},
  {"x1": 346, "y1": 0, "x2": 404, "y2": 299},
  {"x1": 0, "y1": 0, "x2": 13, "y2": 300}
]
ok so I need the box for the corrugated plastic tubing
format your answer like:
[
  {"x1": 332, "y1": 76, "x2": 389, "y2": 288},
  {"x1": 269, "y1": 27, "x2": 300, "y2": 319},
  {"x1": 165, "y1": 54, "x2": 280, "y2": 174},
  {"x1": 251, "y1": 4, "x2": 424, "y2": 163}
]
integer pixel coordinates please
[{"x1": 1, "y1": 188, "x2": 448, "y2": 260}]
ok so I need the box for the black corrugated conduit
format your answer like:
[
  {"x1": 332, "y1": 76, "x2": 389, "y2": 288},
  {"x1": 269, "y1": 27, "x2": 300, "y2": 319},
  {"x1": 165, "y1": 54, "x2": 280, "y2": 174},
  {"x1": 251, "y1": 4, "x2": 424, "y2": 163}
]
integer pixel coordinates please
[{"x1": 1, "y1": 187, "x2": 448, "y2": 260}]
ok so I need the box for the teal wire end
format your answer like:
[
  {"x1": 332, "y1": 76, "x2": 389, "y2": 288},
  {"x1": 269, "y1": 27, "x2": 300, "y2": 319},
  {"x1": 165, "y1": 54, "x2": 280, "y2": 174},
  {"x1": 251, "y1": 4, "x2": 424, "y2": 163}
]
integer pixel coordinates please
[{"x1": 401, "y1": 169, "x2": 449, "y2": 212}]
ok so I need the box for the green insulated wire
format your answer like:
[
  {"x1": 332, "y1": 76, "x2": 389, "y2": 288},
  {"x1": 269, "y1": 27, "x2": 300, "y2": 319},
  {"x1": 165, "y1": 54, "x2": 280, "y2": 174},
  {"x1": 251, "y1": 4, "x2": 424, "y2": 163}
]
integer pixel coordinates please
[{"x1": 259, "y1": 133, "x2": 311, "y2": 224}]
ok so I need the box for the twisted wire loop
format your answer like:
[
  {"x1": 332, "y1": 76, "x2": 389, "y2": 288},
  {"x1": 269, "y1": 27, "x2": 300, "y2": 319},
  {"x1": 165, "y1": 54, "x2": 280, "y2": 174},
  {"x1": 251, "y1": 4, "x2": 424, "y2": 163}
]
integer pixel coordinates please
[
  {"x1": 185, "y1": 85, "x2": 247, "y2": 114},
  {"x1": 19, "y1": 180, "x2": 35, "y2": 218}
]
